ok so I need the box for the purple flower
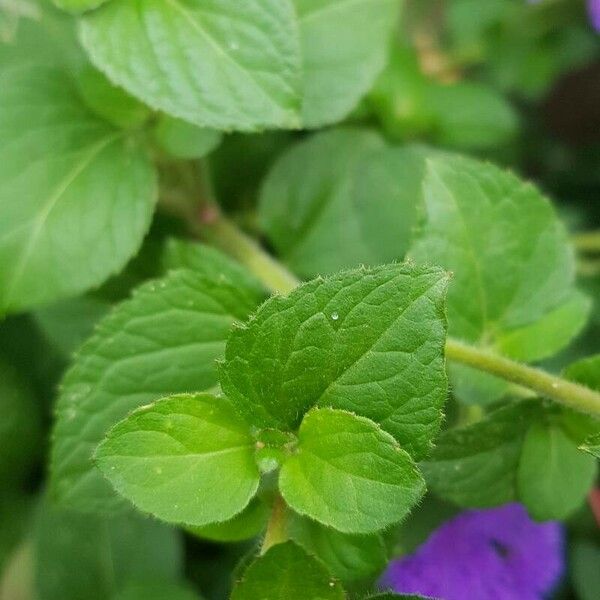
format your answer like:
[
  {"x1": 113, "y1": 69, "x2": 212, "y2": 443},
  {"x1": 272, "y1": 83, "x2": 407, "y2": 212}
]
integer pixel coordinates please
[
  {"x1": 379, "y1": 504, "x2": 564, "y2": 600},
  {"x1": 588, "y1": 0, "x2": 600, "y2": 31}
]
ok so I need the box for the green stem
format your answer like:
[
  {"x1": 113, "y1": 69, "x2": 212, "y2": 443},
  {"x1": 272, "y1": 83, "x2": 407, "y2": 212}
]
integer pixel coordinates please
[
  {"x1": 198, "y1": 210, "x2": 300, "y2": 295},
  {"x1": 445, "y1": 339, "x2": 600, "y2": 417},
  {"x1": 261, "y1": 494, "x2": 288, "y2": 554},
  {"x1": 573, "y1": 230, "x2": 600, "y2": 254},
  {"x1": 194, "y1": 211, "x2": 600, "y2": 417}
]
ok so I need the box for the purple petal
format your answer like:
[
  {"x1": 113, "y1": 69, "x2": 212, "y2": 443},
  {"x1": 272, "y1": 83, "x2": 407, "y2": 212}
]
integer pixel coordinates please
[
  {"x1": 588, "y1": 0, "x2": 600, "y2": 31},
  {"x1": 380, "y1": 504, "x2": 564, "y2": 600}
]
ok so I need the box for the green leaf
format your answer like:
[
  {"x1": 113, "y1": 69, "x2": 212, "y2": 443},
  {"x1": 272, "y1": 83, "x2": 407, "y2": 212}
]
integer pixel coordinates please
[
  {"x1": 231, "y1": 541, "x2": 344, "y2": 600},
  {"x1": 0, "y1": 0, "x2": 82, "y2": 70},
  {"x1": 0, "y1": 64, "x2": 156, "y2": 314},
  {"x1": 368, "y1": 45, "x2": 517, "y2": 150},
  {"x1": 154, "y1": 116, "x2": 222, "y2": 159},
  {"x1": 112, "y1": 582, "x2": 201, "y2": 600},
  {"x1": 288, "y1": 515, "x2": 387, "y2": 584},
  {"x1": 0, "y1": 359, "x2": 42, "y2": 483},
  {"x1": 426, "y1": 81, "x2": 518, "y2": 150},
  {"x1": 368, "y1": 45, "x2": 436, "y2": 141},
  {"x1": 446, "y1": 364, "x2": 508, "y2": 407},
  {"x1": 79, "y1": 0, "x2": 302, "y2": 131},
  {"x1": 564, "y1": 355, "x2": 600, "y2": 458},
  {"x1": 565, "y1": 354, "x2": 600, "y2": 391},
  {"x1": 96, "y1": 393, "x2": 260, "y2": 526},
  {"x1": 580, "y1": 432, "x2": 600, "y2": 459},
  {"x1": 423, "y1": 398, "x2": 596, "y2": 517},
  {"x1": 259, "y1": 129, "x2": 422, "y2": 277},
  {"x1": 51, "y1": 269, "x2": 262, "y2": 513},
  {"x1": 495, "y1": 291, "x2": 591, "y2": 361},
  {"x1": 421, "y1": 402, "x2": 539, "y2": 507},
  {"x1": 220, "y1": 263, "x2": 448, "y2": 459},
  {"x1": 409, "y1": 154, "x2": 586, "y2": 402},
  {"x1": 52, "y1": 0, "x2": 109, "y2": 13},
  {"x1": 280, "y1": 408, "x2": 425, "y2": 534},
  {"x1": 34, "y1": 498, "x2": 183, "y2": 600},
  {"x1": 446, "y1": 0, "x2": 507, "y2": 51},
  {"x1": 210, "y1": 132, "x2": 294, "y2": 212},
  {"x1": 34, "y1": 295, "x2": 111, "y2": 357},
  {"x1": 75, "y1": 65, "x2": 151, "y2": 129},
  {"x1": 162, "y1": 238, "x2": 266, "y2": 300},
  {"x1": 517, "y1": 420, "x2": 597, "y2": 520},
  {"x1": 78, "y1": 0, "x2": 397, "y2": 131},
  {"x1": 188, "y1": 498, "x2": 269, "y2": 543},
  {"x1": 294, "y1": 0, "x2": 399, "y2": 128}
]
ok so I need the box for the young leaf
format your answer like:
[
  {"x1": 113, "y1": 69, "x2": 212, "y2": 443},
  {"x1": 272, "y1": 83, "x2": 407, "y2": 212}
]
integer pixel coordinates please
[
  {"x1": 294, "y1": 0, "x2": 399, "y2": 128},
  {"x1": 220, "y1": 263, "x2": 448, "y2": 459},
  {"x1": 279, "y1": 408, "x2": 425, "y2": 534},
  {"x1": 51, "y1": 269, "x2": 262, "y2": 514},
  {"x1": 259, "y1": 129, "x2": 422, "y2": 277},
  {"x1": 288, "y1": 515, "x2": 388, "y2": 584},
  {"x1": 421, "y1": 402, "x2": 539, "y2": 507},
  {"x1": 153, "y1": 116, "x2": 222, "y2": 160},
  {"x1": 409, "y1": 154, "x2": 587, "y2": 402},
  {"x1": 517, "y1": 420, "x2": 597, "y2": 520},
  {"x1": 231, "y1": 541, "x2": 344, "y2": 600},
  {"x1": 34, "y1": 498, "x2": 183, "y2": 600},
  {"x1": 0, "y1": 64, "x2": 156, "y2": 314},
  {"x1": 79, "y1": 0, "x2": 302, "y2": 131},
  {"x1": 96, "y1": 393, "x2": 260, "y2": 526}
]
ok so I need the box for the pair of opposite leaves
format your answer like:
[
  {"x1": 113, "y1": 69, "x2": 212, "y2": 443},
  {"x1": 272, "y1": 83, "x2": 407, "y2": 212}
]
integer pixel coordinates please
[{"x1": 94, "y1": 262, "x2": 450, "y2": 535}]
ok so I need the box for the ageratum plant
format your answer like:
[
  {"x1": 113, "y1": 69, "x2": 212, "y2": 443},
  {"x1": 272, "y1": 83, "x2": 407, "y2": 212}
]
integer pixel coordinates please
[{"x1": 0, "y1": 1, "x2": 599, "y2": 599}]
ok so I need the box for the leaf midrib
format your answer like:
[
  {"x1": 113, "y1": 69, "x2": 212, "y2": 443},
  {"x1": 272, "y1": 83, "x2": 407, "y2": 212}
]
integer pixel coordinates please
[
  {"x1": 426, "y1": 159, "x2": 489, "y2": 339},
  {"x1": 3, "y1": 132, "x2": 120, "y2": 308},
  {"x1": 103, "y1": 443, "x2": 254, "y2": 462}
]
